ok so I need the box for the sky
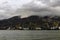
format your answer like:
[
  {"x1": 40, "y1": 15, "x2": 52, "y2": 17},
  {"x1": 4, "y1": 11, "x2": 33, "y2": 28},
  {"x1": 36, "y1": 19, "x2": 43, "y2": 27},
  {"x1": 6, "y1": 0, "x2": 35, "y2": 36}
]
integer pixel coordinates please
[{"x1": 0, "y1": 0, "x2": 60, "y2": 19}]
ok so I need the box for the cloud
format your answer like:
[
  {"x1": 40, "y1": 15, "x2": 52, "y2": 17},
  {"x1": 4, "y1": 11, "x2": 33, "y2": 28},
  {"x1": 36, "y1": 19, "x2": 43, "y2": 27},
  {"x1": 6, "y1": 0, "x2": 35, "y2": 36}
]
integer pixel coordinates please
[
  {"x1": 0, "y1": 0, "x2": 60, "y2": 19},
  {"x1": 0, "y1": 0, "x2": 32, "y2": 19},
  {"x1": 15, "y1": 0, "x2": 60, "y2": 18}
]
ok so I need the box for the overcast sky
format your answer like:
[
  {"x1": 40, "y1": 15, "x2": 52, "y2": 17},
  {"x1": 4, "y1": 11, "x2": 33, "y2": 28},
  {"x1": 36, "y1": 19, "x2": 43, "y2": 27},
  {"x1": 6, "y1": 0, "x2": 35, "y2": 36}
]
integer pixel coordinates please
[{"x1": 0, "y1": 0, "x2": 60, "y2": 19}]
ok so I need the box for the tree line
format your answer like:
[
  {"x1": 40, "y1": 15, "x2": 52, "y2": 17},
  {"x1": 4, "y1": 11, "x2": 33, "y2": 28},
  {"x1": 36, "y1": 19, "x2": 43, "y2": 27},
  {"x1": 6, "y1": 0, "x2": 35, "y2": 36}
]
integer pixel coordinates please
[{"x1": 0, "y1": 15, "x2": 60, "y2": 30}]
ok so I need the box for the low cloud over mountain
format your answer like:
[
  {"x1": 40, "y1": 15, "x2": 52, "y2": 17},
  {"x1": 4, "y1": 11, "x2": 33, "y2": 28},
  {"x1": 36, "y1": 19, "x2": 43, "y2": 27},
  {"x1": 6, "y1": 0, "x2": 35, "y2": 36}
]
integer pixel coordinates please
[{"x1": 0, "y1": 0, "x2": 60, "y2": 19}]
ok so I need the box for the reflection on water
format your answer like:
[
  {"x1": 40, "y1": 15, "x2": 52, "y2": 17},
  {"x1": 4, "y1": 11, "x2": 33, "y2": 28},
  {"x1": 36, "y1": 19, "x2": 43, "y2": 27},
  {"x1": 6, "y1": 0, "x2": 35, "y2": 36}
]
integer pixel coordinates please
[{"x1": 0, "y1": 30, "x2": 60, "y2": 40}]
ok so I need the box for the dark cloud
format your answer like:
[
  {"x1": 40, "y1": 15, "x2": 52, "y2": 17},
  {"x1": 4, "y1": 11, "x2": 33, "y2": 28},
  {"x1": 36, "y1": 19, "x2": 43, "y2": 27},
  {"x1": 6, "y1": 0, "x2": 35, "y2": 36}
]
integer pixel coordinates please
[
  {"x1": 0, "y1": 0, "x2": 60, "y2": 19},
  {"x1": 15, "y1": 0, "x2": 60, "y2": 18}
]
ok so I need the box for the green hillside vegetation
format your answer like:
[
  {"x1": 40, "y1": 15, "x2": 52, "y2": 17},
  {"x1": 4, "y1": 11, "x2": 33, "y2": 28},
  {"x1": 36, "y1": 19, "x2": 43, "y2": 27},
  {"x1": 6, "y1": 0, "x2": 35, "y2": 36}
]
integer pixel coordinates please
[{"x1": 0, "y1": 15, "x2": 60, "y2": 30}]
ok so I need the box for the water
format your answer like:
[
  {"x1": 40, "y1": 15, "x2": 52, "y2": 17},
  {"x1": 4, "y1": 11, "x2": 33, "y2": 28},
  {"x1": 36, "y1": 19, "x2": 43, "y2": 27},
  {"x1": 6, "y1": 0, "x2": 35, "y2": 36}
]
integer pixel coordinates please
[{"x1": 0, "y1": 30, "x2": 60, "y2": 40}]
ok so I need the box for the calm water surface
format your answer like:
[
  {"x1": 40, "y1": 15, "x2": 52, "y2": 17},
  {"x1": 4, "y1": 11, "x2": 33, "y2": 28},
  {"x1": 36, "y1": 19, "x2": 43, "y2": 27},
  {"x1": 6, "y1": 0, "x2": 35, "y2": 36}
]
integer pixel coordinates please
[{"x1": 0, "y1": 30, "x2": 60, "y2": 40}]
